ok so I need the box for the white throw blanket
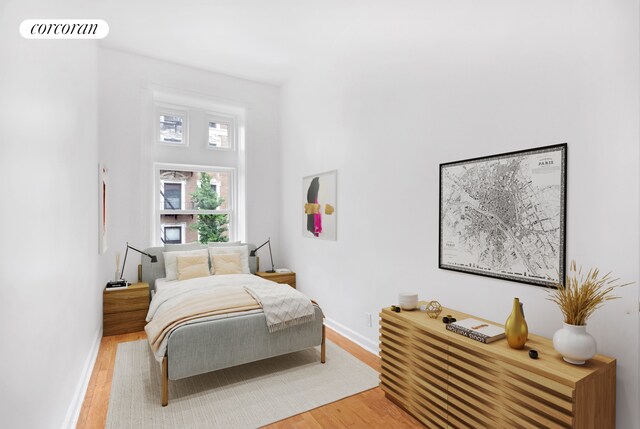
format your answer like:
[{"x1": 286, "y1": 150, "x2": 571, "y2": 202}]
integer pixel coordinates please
[{"x1": 244, "y1": 282, "x2": 316, "y2": 333}]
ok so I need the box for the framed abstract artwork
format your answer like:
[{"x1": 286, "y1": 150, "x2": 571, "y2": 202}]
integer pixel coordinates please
[
  {"x1": 439, "y1": 143, "x2": 567, "y2": 288},
  {"x1": 303, "y1": 170, "x2": 337, "y2": 240}
]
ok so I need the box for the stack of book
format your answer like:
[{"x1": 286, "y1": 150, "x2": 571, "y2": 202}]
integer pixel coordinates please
[
  {"x1": 446, "y1": 318, "x2": 505, "y2": 344},
  {"x1": 105, "y1": 280, "x2": 128, "y2": 291}
]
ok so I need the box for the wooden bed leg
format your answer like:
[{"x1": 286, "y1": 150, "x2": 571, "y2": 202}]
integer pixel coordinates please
[
  {"x1": 162, "y1": 356, "x2": 168, "y2": 407},
  {"x1": 321, "y1": 324, "x2": 326, "y2": 364}
]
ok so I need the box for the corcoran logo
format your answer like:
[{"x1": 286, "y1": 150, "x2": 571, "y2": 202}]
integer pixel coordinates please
[
  {"x1": 20, "y1": 19, "x2": 109, "y2": 39},
  {"x1": 538, "y1": 157, "x2": 554, "y2": 167}
]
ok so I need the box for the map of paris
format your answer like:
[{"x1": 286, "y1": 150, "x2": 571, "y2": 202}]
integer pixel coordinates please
[{"x1": 439, "y1": 144, "x2": 566, "y2": 287}]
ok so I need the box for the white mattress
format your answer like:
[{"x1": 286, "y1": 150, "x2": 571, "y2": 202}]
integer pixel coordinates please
[{"x1": 155, "y1": 277, "x2": 178, "y2": 293}]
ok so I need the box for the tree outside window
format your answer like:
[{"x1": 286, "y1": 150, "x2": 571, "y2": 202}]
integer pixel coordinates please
[{"x1": 190, "y1": 172, "x2": 228, "y2": 243}]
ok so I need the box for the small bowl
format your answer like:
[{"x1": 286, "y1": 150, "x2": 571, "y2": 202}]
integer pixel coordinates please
[{"x1": 398, "y1": 293, "x2": 418, "y2": 310}]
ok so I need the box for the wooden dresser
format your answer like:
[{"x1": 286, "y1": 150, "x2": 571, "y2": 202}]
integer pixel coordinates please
[
  {"x1": 379, "y1": 303, "x2": 616, "y2": 429},
  {"x1": 103, "y1": 282, "x2": 149, "y2": 336}
]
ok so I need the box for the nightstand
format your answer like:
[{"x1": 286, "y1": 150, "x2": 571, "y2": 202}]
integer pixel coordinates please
[
  {"x1": 103, "y1": 282, "x2": 149, "y2": 336},
  {"x1": 255, "y1": 271, "x2": 296, "y2": 288}
]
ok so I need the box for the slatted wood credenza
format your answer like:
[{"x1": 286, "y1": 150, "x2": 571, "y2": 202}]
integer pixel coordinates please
[{"x1": 379, "y1": 304, "x2": 616, "y2": 429}]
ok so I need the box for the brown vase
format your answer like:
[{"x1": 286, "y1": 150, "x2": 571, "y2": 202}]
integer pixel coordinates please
[{"x1": 505, "y1": 297, "x2": 528, "y2": 349}]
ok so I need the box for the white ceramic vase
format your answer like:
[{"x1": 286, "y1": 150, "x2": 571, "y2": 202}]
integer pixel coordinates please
[{"x1": 552, "y1": 323, "x2": 597, "y2": 365}]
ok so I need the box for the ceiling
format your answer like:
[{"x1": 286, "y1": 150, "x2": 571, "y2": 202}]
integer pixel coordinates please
[{"x1": 96, "y1": 0, "x2": 506, "y2": 86}]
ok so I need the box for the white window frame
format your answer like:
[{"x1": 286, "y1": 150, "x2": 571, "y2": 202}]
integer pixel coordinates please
[
  {"x1": 161, "y1": 222, "x2": 186, "y2": 244},
  {"x1": 206, "y1": 112, "x2": 236, "y2": 151},
  {"x1": 159, "y1": 180, "x2": 186, "y2": 210},
  {"x1": 156, "y1": 105, "x2": 189, "y2": 146},
  {"x1": 154, "y1": 163, "x2": 237, "y2": 245}
]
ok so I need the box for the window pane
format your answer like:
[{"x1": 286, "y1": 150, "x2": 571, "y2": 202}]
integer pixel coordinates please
[
  {"x1": 191, "y1": 214, "x2": 229, "y2": 243},
  {"x1": 160, "y1": 114, "x2": 184, "y2": 144},
  {"x1": 163, "y1": 183, "x2": 182, "y2": 210},
  {"x1": 164, "y1": 226, "x2": 182, "y2": 244},
  {"x1": 161, "y1": 169, "x2": 231, "y2": 211},
  {"x1": 208, "y1": 121, "x2": 230, "y2": 148},
  {"x1": 196, "y1": 171, "x2": 230, "y2": 210}
]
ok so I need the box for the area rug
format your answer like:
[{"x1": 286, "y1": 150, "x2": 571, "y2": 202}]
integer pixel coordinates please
[{"x1": 106, "y1": 340, "x2": 379, "y2": 428}]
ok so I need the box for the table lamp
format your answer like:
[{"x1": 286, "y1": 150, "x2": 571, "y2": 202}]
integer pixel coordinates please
[
  {"x1": 250, "y1": 238, "x2": 275, "y2": 273},
  {"x1": 106, "y1": 242, "x2": 157, "y2": 288}
]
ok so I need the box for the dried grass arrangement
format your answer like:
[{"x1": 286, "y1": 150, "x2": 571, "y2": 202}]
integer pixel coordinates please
[{"x1": 548, "y1": 260, "x2": 631, "y2": 326}]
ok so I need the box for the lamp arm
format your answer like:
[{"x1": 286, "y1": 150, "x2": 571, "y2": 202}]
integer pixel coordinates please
[
  {"x1": 267, "y1": 239, "x2": 275, "y2": 272},
  {"x1": 120, "y1": 243, "x2": 130, "y2": 280},
  {"x1": 249, "y1": 238, "x2": 276, "y2": 273},
  {"x1": 250, "y1": 238, "x2": 270, "y2": 256},
  {"x1": 126, "y1": 244, "x2": 156, "y2": 260},
  {"x1": 120, "y1": 242, "x2": 157, "y2": 280}
]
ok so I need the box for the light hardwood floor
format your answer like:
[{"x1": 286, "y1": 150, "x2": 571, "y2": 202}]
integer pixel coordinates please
[{"x1": 77, "y1": 328, "x2": 422, "y2": 429}]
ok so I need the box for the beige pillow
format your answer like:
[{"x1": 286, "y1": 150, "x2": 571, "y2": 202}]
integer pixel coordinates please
[
  {"x1": 211, "y1": 253, "x2": 243, "y2": 275},
  {"x1": 177, "y1": 254, "x2": 210, "y2": 281},
  {"x1": 163, "y1": 248, "x2": 209, "y2": 281},
  {"x1": 208, "y1": 245, "x2": 251, "y2": 273}
]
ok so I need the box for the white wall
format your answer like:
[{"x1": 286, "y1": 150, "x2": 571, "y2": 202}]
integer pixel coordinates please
[
  {"x1": 280, "y1": 2, "x2": 639, "y2": 427},
  {"x1": 98, "y1": 48, "x2": 281, "y2": 283},
  {"x1": 0, "y1": 2, "x2": 100, "y2": 428}
]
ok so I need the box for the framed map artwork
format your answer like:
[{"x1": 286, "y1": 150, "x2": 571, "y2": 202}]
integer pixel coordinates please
[{"x1": 439, "y1": 144, "x2": 567, "y2": 288}]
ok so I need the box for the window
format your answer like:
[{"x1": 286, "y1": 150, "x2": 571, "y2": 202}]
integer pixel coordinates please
[
  {"x1": 157, "y1": 166, "x2": 235, "y2": 244},
  {"x1": 151, "y1": 91, "x2": 245, "y2": 246},
  {"x1": 157, "y1": 107, "x2": 188, "y2": 145},
  {"x1": 208, "y1": 122, "x2": 227, "y2": 147},
  {"x1": 162, "y1": 225, "x2": 183, "y2": 244},
  {"x1": 163, "y1": 183, "x2": 182, "y2": 210},
  {"x1": 207, "y1": 114, "x2": 235, "y2": 150}
]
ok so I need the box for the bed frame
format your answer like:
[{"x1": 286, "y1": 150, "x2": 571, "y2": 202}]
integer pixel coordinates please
[{"x1": 142, "y1": 243, "x2": 325, "y2": 406}]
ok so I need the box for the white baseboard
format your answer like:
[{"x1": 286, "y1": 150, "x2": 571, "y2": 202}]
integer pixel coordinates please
[
  {"x1": 60, "y1": 325, "x2": 102, "y2": 429},
  {"x1": 324, "y1": 317, "x2": 379, "y2": 356}
]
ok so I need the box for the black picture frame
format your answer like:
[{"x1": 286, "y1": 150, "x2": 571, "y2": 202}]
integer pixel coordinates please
[{"x1": 439, "y1": 143, "x2": 567, "y2": 288}]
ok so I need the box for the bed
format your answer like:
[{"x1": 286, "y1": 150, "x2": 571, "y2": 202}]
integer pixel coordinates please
[{"x1": 141, "y1": 243, "x2": 326, "y2": 406}]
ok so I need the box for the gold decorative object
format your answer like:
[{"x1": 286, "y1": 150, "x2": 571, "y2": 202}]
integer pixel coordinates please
[
  {"x1": 505, "y1": 297, "x2": 528, "y2": 349},
  {"x1": 325, "y1": 203, "x2": 335, "y2": 215},
  {"x1": 425, "y1": 301, "x2": 442, "y2": 319}
]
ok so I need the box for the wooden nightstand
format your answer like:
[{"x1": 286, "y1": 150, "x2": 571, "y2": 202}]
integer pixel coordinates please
[
  {"x1": 255, "y1": 271, "x2": 296, "y2": 288},
  {"x1": 103, "y1": 282, "x2": 149, "y2": 336}
]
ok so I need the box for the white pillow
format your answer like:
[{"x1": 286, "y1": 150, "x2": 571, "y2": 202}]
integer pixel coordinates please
[
  {"x1": 208, "y1": 245, "x2": 250, "y2": 274},
  {"x1": 163, "y1": 248, "x2": 209, "y2": 281},
  {"x1": 164, "y1": 241, "x2": 238, "y2": 253},
  {"x1": 164, "y1": 242, "x2": 206, "y2": 252},
  {"x1": 208, "y1": 241, "x2": 241, "y2": 247}
]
